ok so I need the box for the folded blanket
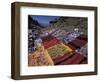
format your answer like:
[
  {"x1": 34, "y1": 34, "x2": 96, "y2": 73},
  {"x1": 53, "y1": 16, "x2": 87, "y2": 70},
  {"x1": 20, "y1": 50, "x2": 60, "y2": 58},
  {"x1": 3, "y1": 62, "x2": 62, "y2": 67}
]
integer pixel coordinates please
[
  {"x1": 47, "y1": 43, "x2": 72, "y2": 59},
  {"x1": 28, "y1": 45, "x2": 54, "y2": 66},
  {"x1": 43, "y1": 36, "x2": 60, "y2": 49},
  {"x1": 54, "y1": 52, "x2": 87, "y2": 65}
]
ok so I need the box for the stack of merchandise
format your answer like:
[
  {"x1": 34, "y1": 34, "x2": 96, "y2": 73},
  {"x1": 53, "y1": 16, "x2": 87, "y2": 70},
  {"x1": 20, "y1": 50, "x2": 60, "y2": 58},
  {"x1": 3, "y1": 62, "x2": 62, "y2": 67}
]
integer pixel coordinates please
[
  {"x1": 50, "y1": 29, "x2": 68, "y2": 40},
  {"x1": 42, "y1": 36, "x2": 60, "y2": 49},
  {"x1": 28, "y1": 46, "x2": 54, "y2": 66},
  {"x1": 53, "y1": 52, "x2": 87, "y2": 65},
  {"x1": 28, "y1": 28, "x2": 88, "y2": 66},
  {"x1": 62, "y1": 31, "x2": 81, "y2": 44},
  {"x1": 67, "y1": 34, "x2": 87, "y2": 51},
  {"x1": 28, "y1": 29, "x2": 34, "y2": 53},
  {"x1": 47, "y1": 43, "x2": 72, "y2": 59}
]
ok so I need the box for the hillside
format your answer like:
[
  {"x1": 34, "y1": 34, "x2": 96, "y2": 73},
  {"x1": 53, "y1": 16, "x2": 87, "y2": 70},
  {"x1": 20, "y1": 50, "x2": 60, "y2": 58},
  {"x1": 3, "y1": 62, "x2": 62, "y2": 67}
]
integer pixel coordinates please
[
  {"x1": 49, "y1": 17, "x2": 88, "y2": 35},
  {"x1": 28, "y1": 16, "x2": 45, "y2": 30}
]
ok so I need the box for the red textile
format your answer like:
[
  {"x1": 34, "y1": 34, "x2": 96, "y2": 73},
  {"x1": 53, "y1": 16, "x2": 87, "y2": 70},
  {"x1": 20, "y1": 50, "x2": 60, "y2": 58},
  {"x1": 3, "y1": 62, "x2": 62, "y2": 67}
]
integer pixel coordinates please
[
  {"x1": 81, "y1": 60, "x2": 87, "y2": 64},
  {"x1": 54, "y1": 52, "x2": 86, "y2": 65},
  {"x1": 42, "y1": 36, "x2": 60, "y2": 49},
  {"x1": 53, "y1": 52, "x2": 74, "y2": 65},
  {"x1": 77, "y1": 34, "x2": 87, "y2": 41}
]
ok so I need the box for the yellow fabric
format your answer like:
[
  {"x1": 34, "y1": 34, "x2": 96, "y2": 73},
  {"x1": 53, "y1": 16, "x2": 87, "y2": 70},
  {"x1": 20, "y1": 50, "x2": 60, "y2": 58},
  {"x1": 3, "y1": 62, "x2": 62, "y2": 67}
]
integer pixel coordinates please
[
  {"x1": 60, "y1": 43, "x2": 72, "y2": 53},
  {"x1": 28, "y1": 45, "x2": 54, "y2": 66},
  {"x1": 47, "y1": 43, "x2": 73, "y2": 58}
]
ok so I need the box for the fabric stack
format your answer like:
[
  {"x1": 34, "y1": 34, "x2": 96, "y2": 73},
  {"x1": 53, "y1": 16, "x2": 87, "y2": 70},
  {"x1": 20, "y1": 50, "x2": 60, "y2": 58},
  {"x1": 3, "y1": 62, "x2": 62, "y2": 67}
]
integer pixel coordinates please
[
  {"x1": 50, "y1": 29, "x2": 68, "y2": 40},
  {"x1": 42, "y1": 34, "x2": 87, "y2": 65},
  {"x1": 28, "y1": 46, "x2": 54, "y2": 66},
  {"x1": 28, "y1": 28, "x2": 88, "y2": 66},
  {"x1": 42, "y1": 36, "x2": 60, "y2": 49},
  {"x1": 47, "y1": 43, "x2": 72, "y2": 59},
  {"x1": 53, "y1": 52, "x2": 87, "y2": 65},
  {"x1": 62, "y1": 31, "x2": 81, "y2": 44},
  {"x1": 28, "y1": 29, "x2": 35, "y2": 53}
]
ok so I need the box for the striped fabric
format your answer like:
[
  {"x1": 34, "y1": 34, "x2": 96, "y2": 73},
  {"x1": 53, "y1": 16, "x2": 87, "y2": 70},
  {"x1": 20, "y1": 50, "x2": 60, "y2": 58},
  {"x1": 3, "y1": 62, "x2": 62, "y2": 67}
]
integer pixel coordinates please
[
  {"x1": 53, "y1": 52, "x2": 87, "y2": 65},
  {"x1": 42, "y1": 34, "x2": 87, "y2": 65},
  {"x1": 42, "y1": 36, "x2": 60, "y2": 49}
]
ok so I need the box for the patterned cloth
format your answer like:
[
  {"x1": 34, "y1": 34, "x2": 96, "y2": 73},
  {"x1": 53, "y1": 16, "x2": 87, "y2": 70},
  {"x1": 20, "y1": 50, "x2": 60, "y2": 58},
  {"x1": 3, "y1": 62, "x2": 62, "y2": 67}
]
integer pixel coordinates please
[
  {"x1": 62, "y1": 31, "x2": 81, "y2": 44},
  {"x1": 42, "y1": 36, "x2": 60, "y2": 49},
  {"x1": 28, "y1": 28, "x2": 87, "y2": 66},
  {"x1": 47, "y1": 43, "x2": 72, "y2": 59},
  {"x1": 53, "y1": 52, "x2": 87, "y2": 65},
  {"x1": 28, "y1": 46, "x2": 54, "y2": 66}
]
